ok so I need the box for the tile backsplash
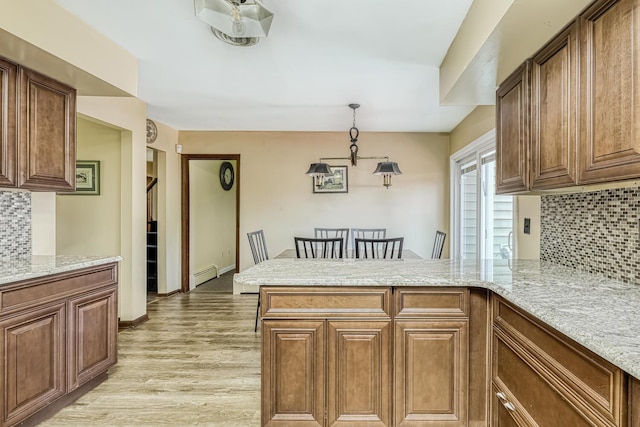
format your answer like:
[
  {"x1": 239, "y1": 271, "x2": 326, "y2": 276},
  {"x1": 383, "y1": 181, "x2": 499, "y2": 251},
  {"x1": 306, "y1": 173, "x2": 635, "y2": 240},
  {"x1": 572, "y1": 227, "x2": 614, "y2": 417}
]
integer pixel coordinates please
[
  {"x1": 0, "y1": 191, "x2": 31, "y2": 259},
  {"x1": 541, "y1": 187, "x2": 640, "y2": 284}
]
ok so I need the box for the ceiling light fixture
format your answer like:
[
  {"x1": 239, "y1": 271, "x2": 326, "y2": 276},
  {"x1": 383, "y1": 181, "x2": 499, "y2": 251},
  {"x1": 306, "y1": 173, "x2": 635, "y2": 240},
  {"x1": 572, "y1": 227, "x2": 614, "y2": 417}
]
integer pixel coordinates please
[
  {"x1": 194, "y1": 0, "x2": 274, "y2": 46},
  {"x1": 306, "y1": 104, "x2": 402, "y2": 189}
]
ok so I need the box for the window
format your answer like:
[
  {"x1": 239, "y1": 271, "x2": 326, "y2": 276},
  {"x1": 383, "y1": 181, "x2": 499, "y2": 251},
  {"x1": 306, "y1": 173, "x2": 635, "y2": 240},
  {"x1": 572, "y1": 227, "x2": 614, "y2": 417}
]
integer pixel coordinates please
[{"x1": 450, "y1": 130, "x2": 514, "y2": 260}]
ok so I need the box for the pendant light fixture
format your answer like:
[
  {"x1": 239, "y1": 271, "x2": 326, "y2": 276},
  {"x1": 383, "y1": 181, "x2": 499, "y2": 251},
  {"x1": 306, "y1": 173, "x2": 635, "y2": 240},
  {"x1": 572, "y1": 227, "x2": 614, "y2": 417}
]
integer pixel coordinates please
[{"x1": 306, "y1": 104, "x2": 402, "y2": 189}]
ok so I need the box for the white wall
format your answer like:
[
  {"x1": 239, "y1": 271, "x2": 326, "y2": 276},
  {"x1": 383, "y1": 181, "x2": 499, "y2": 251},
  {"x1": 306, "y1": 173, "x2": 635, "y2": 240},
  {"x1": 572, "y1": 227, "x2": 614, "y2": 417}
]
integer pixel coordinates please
[
  {"x1": 189, "y1": 160, "x2": 237, "y2": 287},
  {"x1": 180, "y1": 131, "x2": 450, "y2": 269},
  {"x1": 57, "y1": 119, "x2": 121, "y2": 256}
]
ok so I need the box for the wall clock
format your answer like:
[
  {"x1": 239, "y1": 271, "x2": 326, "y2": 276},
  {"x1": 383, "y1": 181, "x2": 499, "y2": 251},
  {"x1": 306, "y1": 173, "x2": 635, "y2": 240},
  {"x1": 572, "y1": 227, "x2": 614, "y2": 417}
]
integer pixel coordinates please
[
  {"x1": 219, "y1": 161, "x2": 234, "y2": 191},
  {"x1": 146, "y1": 119, "x2": 158, "y2": 144}
]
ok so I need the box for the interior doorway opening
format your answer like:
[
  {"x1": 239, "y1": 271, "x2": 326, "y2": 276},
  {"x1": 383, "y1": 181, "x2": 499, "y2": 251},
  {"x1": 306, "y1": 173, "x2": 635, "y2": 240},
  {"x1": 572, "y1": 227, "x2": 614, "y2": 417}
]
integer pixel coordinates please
[{"x1": 181, "y1": 154, "x2": 241, "y2": 293}]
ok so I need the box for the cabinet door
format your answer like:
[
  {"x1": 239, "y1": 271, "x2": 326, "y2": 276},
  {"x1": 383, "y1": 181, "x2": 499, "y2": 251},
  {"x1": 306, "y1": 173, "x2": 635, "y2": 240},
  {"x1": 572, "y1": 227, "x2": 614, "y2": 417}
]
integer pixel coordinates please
[
  {"x1": 0, "y1": 58, "x2": 17, "y2": 187},
  {"x1": 530, "y1": 22, "x2": 578, "y2": 189},
  {"x1": 18, "y1": 67, "x2": 76, "y2": 191},
  {"x1": 67, "y1": 285, "x2": 118, "y2": 391},
  {"x1": 496, "y1": 62, "x2": 530, "y2": 194},
  {"x1": 579, "y1": 0, "x2": 640, "y2": 183},
  {"x1": 262, "y1": 320, "x2": 324, "y2": 427},
  {"x1": 394, "y1": 320, "x2": 468, "y2": 426},
  {"x1": 327, "y1": 320, "x2": 391, "y2": 427},
  {"x1": 0, "y1": 302, "x2": 66, "y2": 427}
]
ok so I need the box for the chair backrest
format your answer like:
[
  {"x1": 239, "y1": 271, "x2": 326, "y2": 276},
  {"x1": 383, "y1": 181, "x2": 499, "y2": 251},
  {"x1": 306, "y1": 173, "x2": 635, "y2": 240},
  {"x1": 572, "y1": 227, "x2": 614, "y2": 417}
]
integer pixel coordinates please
[
  {"x1": 432, "y1": 230, "x2": 446, "y2": 259},
  {"x1": 350, "y1": 228, "x2": 386, "y2": 250},
  {"x1": 247, "y1": 230, "x2": 269, "y2": 264},
  {"x1": 295, "y1": 237, "x2": 344, "y2": 259},
  {"x1": 354, "y1": 237, "x2": 404, "y2": 259},
  {"x1": 314, "y1": 228, "x2": 349, "y2": 251}
]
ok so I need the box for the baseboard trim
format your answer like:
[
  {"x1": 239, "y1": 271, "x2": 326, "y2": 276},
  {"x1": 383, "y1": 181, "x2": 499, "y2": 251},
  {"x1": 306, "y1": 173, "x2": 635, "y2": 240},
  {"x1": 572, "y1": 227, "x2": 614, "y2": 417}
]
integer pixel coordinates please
[
  {"x1": 219, "y1": 264, "x2": 236, "y2": 275},
  {"x1": 156, "y1": 289, "x2": 180, "y2": 298},
  {"x1": 118, "y1": 314, "x2": 149, "y2": 330}
]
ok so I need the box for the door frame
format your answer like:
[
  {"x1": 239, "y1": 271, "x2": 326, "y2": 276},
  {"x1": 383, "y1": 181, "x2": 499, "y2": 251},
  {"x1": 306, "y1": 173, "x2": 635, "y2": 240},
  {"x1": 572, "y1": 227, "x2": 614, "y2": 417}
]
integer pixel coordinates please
[{"x1": 181, "y1": 154, "x2": 241, "y2": 293}]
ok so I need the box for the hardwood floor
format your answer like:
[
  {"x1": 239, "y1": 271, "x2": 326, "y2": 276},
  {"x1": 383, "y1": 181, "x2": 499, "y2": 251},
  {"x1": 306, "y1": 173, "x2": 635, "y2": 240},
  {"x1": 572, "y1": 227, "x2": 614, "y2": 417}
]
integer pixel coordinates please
[{"x1": 41, "y1": 272, "x2": 261, "y2": 426}]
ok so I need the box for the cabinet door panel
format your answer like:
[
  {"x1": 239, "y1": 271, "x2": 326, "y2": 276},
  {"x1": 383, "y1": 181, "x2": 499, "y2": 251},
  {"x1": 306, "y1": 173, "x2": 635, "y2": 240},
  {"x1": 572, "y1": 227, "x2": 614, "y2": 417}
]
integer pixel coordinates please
[
  {"x1": 395, "y1": 320, "x2": 468, "y2": 426},
  {"x1": 531, "y1": 22, "x2": 578, "y2": 189},
  {"x1": 327, "y1": 320, "x2": 391, "y2": 427},
  {"x1": 262, "y1": 320, "x2": 324, "y2": 427},
  {"x1": 496, "y1": 62, "x2": 530, "y2": 194},
  {"x1": 18, "y1": 67, "x2": 75, "y2": 191},
  {"x1": 0, "y1": 58, "x2": 17, "y2": 187},
  {"x1": 68, "y1": 286, "x2": 118, "y2": 391},
  {"x1": 580, "y1": 0, "x2": 640, "y2": 183},
  {"x1": 0, "y1": 303, "x2": 66, "y2": 426}
]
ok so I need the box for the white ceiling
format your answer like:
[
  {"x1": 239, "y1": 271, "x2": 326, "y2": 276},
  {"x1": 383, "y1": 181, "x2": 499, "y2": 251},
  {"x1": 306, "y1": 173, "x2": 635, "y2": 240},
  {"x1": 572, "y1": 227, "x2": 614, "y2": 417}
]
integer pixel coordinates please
[{"x1": 56, "y1": 0, "x2": 475, "y2": 132}]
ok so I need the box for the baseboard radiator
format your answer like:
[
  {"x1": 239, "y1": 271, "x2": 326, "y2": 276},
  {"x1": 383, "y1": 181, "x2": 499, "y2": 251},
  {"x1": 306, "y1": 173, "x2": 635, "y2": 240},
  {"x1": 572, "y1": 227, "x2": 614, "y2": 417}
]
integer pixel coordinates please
[{"x1": 191, "y1": 264, "x2": 219, "y2": 287}]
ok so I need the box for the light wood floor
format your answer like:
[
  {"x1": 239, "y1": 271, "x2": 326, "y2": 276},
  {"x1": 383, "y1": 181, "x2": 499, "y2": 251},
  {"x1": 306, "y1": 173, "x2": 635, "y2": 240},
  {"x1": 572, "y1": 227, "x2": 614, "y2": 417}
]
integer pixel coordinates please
[{"x1": 41, "y1": 273, "x2": 261, "y2": 426}]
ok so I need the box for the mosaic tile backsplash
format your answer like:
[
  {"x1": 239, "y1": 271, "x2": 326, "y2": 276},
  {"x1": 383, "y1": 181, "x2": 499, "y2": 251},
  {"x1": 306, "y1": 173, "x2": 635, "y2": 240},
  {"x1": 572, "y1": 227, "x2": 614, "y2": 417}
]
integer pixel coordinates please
[
  {"x1": 541, "y1": 187, "x2": 640, "y2": 284},
  {"x1": 0, "y1": 191, "x2": 31, "y2": 259}
]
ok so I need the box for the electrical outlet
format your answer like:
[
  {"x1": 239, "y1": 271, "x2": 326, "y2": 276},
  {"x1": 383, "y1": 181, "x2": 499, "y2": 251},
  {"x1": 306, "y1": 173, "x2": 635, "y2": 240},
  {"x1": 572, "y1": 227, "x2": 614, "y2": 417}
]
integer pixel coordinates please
[{"x1": 524, "y1": 218, "x2": 531, "y2": 235}]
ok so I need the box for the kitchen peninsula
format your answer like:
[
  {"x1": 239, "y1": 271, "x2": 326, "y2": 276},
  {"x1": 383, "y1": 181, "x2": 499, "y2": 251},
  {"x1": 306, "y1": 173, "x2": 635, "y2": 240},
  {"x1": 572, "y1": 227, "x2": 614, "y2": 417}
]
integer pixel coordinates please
[
  {"x1": 0, "y1": 255, "x2": 121, "y2": 427},
  {"x1": 235, "y1": 258, "x2": 640, "y2": 426}
]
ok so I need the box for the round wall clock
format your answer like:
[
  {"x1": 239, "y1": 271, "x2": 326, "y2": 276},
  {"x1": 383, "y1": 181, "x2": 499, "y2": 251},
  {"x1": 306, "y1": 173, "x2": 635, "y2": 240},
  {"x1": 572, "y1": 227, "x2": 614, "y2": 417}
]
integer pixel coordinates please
[
  {"x1": 146, "y1": 119, "x2": 158, "y2": 144},
  {"x1": 219, "y1": 161, "x2": 234, "y2": 191}
]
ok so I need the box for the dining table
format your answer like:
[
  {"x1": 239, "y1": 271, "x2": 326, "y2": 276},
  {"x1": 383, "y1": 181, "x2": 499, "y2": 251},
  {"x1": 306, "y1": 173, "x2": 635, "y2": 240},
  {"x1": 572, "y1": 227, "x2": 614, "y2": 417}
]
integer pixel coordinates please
[{"x1": 276, "y1": 248, "x2": 422, "y2": 259}]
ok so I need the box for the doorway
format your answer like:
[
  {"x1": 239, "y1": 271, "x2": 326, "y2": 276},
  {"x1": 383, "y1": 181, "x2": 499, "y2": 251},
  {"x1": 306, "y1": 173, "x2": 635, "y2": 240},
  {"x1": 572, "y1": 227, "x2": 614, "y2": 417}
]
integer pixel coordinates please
[{"x1": 181, "y1": 154, "x2": 240, "y2": 293}]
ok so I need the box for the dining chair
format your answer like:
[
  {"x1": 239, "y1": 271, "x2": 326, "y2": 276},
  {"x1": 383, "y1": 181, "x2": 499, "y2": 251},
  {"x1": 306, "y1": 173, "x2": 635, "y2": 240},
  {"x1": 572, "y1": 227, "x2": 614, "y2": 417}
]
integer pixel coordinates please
[
  {"x1": 314, "y1": 228, "x2": 349, "y2": 253},
  {"x1": 432, "y1": 230, "x2": 446, "y2": 259},
  {"x1": 295, "y1": 237, "x2": 345, "y2": 259},
  {"x1": 354, "y1": 237, "x2": 404, "y2": 259},
  {"x1": 247, "y1": 230, "x2": 269, "y2": 332},
  {"x1": 351, "y1": 228, "x2": 386, "y2": 252}
]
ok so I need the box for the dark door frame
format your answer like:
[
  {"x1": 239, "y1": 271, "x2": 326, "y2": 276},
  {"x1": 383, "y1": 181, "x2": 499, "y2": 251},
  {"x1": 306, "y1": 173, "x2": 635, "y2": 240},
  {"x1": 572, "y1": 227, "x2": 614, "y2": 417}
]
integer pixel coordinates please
[{"x1": 181, "y1": 154, "x2": 241, "y2": 293}]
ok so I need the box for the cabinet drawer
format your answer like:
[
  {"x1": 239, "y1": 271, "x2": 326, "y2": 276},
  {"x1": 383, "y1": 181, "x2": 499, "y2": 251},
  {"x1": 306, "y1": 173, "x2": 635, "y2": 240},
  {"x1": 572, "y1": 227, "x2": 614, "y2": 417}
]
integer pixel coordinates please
[
  {"x1": 494, "y1": 297, "x2": 625, "y2": 426},
  {"x1": 395, "y1": 288, "x2": 469, "y2": 318},
  {"x1": 493, "y1": 328, "x2": 596, "y2": 426},
  {"x1": 260, "y1": 287, "x2": 391, "y2": 318},
  {"x1": 0, "y1": 264, "x2": 117, "y2": 316}
]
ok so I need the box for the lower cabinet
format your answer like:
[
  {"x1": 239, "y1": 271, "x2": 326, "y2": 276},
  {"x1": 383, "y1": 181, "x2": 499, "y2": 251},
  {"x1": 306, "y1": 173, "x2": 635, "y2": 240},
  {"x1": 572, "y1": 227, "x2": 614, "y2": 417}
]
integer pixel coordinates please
[
  {"x1": 261, "y1": 286, "x2": 469, "y2": 427},
  {"x1": 0, "y1": 263, "x2": 118, "y2": 427},
  {"x1": 492, "y1": 295, "x2": 626, "y2": 427}
]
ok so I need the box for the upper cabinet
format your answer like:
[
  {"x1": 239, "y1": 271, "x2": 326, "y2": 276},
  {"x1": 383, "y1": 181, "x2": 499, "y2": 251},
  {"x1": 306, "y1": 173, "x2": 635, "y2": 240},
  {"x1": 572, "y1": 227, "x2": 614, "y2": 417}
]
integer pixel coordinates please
[
  {"x1": 496, "y1": 62, "x2": 530, "y2": 194},
  {"x1": 530, "y1": 22, "x2": 578, "y2": 190},
  {"x1": 0, "y1": 58, "x2": 17, "y2": 187},
  {"x1": 496, "y1": 0, "x2": 640, "y2": 193},
  {"x1": 579, "y1": 0, "x2": 640, "y2": 184},
  {"x1": 0, "y1": 56, "x2": 76, "y2": 192}
]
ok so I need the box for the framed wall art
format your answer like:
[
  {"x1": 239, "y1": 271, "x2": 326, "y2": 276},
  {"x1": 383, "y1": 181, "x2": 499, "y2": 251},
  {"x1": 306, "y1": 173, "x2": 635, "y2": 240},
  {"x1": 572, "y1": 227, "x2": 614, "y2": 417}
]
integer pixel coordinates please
[
  {"x1": 313, "y1": 165, "x2": 348, "y2": 194},
  {"x1": 74, "y1": 160, "x2": 101, "y2": 195}
]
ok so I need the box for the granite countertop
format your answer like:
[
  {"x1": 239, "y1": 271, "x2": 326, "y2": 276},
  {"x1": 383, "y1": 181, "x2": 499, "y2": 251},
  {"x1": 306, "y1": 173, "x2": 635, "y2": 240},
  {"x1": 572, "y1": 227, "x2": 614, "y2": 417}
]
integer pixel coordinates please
[
  {"x1": 0, "y1": 255, "x2": 123, "y2": 286},
  {"x1": 234, "y1": 258, "x2": 640, "y2": 379}
]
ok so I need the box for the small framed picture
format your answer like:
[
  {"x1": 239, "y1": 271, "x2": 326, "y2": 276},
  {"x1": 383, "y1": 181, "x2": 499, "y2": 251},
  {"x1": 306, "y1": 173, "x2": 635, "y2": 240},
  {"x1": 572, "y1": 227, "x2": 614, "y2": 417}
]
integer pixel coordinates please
[
  {"x1": 313, "y1": 165, "x2": 348, "y2": 194},
  {"x1": 74, "y1": 160, "x2": 101, "y2": 195}
]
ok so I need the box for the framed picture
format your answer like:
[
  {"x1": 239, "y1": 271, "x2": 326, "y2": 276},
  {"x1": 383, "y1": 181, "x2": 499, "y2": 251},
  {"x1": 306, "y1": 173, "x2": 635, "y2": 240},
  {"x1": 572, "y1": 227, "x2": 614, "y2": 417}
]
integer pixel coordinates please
[
  {"x1": 313, "y1": 165, "x2": 348, "y2": 194},
  {"x1": 74, "y1": 160, "x2": 101, "y2": 195}
]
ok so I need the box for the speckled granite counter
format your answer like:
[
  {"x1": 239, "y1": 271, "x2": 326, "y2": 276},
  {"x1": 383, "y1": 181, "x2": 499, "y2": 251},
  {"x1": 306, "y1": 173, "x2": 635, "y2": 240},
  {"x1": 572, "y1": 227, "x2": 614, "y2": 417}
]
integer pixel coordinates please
[
  {"x1": 0, "y1": 255, "x2": 122, "y2": 286},
  {"x1": 234, "y1": 258, "x2": 640, "y2": 379}
]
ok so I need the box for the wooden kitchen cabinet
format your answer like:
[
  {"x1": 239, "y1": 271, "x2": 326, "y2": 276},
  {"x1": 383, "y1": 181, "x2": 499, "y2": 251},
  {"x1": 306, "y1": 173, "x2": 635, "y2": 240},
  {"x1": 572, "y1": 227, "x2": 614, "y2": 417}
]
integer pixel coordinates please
[
  {"x1": 67, "y1": 286, "x2": 118, "y2": 391},
  {"x1": 18, "y1": 67, "x2": 76, "y2": 191},
  {"x1": 0, "y1": 57, "x2": 17, "y2": 187},
  {"x1": 0, "y1": 55, "x2": 76, "y2": 192},
  {"x1": 496, "y1": 62, "x2": 530, "y2": 194},
  {"x1": 394, "y1": 288, "x2": 469, "y2": 426},
  {"x1": 492, "y1": 295, "x2": 626, "y2": 426},
  {"x1": 0, "y1": 263, "x2": 118, "y2": 427},
  {"x1": 0, "y1": 302, "x2": 67, "y2": 427},
  {"x1": 260, "y1": 287, "x2": 473, "y2": 427},
  {"x1": 579, "y1": 0, "x2": 640, "y2": 184},
  {"x1": 530, "y1": 21, "x2": 578, "y2": 190},
  {"x1": 261, "y1": 287, "x2": 391, "y2": 427}
]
